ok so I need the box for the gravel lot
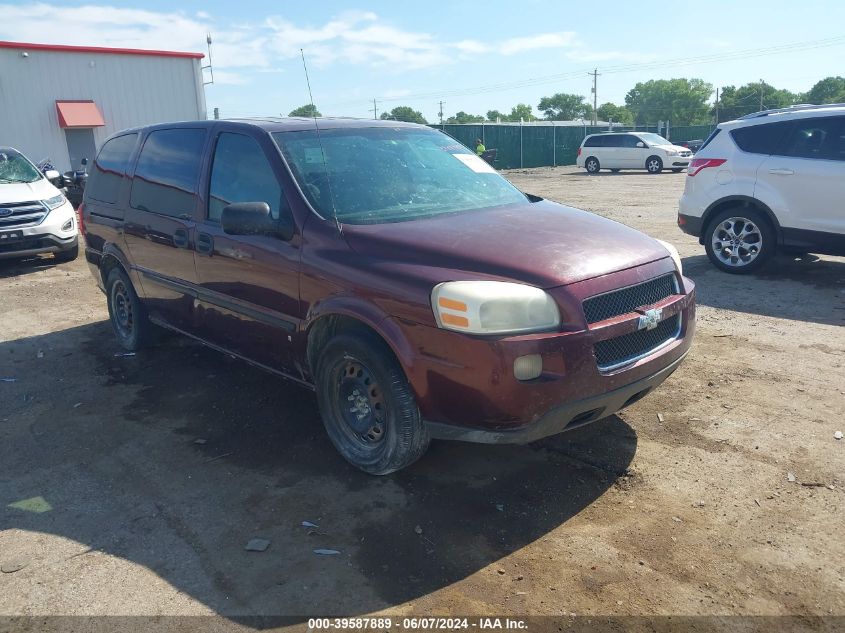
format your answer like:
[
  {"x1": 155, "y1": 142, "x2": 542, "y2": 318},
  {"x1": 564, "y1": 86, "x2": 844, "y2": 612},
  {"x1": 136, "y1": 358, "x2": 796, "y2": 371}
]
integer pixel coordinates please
[{"x1": 1, "y1": 168, "x2": 843, "y2": 624}]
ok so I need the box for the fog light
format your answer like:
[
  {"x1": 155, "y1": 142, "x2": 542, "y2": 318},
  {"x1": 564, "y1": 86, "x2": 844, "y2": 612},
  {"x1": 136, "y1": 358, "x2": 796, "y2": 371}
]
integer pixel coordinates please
[
  {"x1": 61, "y1": 218, "x2": 74, "y2": 231},
  {"x1": 514, "y1": 354, "x2": 543, "y2": 381}
]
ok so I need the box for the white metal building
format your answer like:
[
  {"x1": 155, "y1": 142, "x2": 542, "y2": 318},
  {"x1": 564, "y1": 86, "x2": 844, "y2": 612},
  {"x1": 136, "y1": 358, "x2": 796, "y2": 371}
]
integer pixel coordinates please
[{"x1": 0, "y1": 41, "x2": 206, "y2": 171}]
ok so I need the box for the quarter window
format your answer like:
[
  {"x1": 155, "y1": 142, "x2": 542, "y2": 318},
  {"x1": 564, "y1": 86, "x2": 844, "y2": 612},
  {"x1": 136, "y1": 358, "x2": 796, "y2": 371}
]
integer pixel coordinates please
[
  {"x1": 208, "y1": 133, "x2": 289, "y2": 222},
  {"x1": 130, "y1": 128, "x2": 206, "y2": 218},
  {"x1": 87, "y1": 133, "x2": 137, "y2": 204}
]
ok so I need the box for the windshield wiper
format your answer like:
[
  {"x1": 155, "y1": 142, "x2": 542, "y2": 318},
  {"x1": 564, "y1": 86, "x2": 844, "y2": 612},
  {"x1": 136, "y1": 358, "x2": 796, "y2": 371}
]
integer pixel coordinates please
[{"x1": 0, "y1": 177, "x2": 36, "y2": 184}]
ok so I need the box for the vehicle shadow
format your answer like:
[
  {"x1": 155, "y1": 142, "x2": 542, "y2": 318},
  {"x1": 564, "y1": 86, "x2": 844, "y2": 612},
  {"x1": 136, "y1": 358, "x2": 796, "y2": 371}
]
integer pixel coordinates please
[
  {"x1": 682, "y1": 253, "x2": 845, "y2": 326},
  {"x1": 1, "y1": 322, "x2": 637, "y2": 621},
  {"x1": 0, "y1": 255, "x2": 64, "y2": 279}
]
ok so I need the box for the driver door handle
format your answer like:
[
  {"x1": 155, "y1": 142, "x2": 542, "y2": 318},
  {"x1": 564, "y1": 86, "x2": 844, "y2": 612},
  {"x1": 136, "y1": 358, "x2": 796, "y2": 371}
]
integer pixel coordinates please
[
  {"x1": 197, "y1": 232, "x2": 214, "y2": 256},
  {"x1": 768, "y1": 168, "x2": 794, "y2": 175}
]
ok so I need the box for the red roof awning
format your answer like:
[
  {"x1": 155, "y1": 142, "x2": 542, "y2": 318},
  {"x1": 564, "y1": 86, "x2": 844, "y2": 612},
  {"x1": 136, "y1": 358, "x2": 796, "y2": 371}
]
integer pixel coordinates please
[{"x1": 56, "y1": 100, "x2": 105, "y2": 128}]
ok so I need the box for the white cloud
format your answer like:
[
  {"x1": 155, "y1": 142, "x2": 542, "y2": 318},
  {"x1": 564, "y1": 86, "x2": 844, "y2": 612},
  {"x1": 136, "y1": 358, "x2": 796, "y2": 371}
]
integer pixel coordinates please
[{"x1": 501, "y1": 32, "x2": 577, "y2": 55}]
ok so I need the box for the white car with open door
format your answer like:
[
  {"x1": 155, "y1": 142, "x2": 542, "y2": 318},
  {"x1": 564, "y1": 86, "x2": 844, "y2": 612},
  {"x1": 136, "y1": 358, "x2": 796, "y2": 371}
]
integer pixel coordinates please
[{"x1": 0, "y1": 147, "x2": 79, "y2": 263}]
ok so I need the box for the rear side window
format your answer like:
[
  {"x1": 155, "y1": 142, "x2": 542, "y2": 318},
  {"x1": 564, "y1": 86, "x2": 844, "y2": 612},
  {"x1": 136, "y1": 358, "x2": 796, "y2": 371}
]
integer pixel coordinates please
[
  {"x1": 584, "y1": 136, "x2": 602, "y2": 147},
  {"x1": 602, "y1": 135, "x2": 621, "y2": 147},
  {"x1": 208, "y1": 133, "x2": 289, "y2": 222},
  {"x1": 777, "y1": 116, "x2": 845, "y2": 161},
  {"x1": 87, "y1": 133, "x2": 137, "y2": 204},
  {"x1": 730, "y1": 122, "x2": 790, "y2": 155},
  {"x1": 130, "y1": 128, "x2": 206, "y2": 218}
]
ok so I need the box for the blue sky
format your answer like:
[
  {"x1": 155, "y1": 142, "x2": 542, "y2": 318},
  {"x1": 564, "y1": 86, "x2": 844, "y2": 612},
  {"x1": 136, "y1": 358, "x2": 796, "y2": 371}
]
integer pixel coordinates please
[{"x1": 3, "y1": 1, "x2": 844, "y2": 122}]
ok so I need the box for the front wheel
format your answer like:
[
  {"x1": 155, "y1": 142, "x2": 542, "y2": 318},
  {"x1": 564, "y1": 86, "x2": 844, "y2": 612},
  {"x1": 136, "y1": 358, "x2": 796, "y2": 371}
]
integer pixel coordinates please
[
  {"x1": 585, "y1": 157, "x2": 600, "y2": 174},
  {"x1": 315, "y1": 332, "x2": 430, "y2": 475},
  {"x1": 646, "y1": 156, "x2": 663, "y2": 173},
  {"x1": 54, "y1": 243, "x2": 79, "y2": 263},
  {"x1": 704, "y1": 209, "x2": 774, "y2": 274}
]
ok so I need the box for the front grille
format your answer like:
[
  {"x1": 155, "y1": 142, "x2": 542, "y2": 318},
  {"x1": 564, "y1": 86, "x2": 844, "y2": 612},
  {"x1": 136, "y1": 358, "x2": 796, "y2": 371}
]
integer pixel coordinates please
[
  {"x1": 594, "y1": 314, "x2": 681, "y2": 371},
  {"x1": 583, "y1": 274, "x2": 676, "y2": 324},
  {"x1": 680, "y1": 151, "x2": 692, "y2": 157},
  {"x1": 0, "y1": 201, "x2": 48, "y2": 229}
]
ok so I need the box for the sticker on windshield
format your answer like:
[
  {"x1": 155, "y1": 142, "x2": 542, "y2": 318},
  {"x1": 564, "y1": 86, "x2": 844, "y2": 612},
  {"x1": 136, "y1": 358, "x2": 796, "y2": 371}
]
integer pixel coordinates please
[
  {"x1": 452, "y1": 153, "x2": 496, "y2": 174},
  {"x1": 304, "y1": 147, "x2": 325, "y2": 164}
]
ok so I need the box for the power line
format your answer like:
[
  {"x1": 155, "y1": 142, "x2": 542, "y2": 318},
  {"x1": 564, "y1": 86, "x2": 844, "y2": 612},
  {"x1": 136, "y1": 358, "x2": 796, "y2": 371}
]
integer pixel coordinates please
[{"x1": 322, "y1": 34, "x2": 845, "y2": 108}]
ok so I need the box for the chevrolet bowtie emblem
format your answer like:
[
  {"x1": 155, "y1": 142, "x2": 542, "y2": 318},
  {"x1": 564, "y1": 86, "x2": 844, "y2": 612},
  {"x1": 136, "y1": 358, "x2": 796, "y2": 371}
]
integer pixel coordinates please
[{"x1": 637, "y1": 307, "x2": 663, "y2": 331}]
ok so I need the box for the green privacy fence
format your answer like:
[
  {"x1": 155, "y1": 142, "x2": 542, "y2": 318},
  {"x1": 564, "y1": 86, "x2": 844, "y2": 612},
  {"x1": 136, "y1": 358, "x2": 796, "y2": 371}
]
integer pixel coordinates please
[{"x1": 434, "y1": 123, "x2": 717, "y2": 169}]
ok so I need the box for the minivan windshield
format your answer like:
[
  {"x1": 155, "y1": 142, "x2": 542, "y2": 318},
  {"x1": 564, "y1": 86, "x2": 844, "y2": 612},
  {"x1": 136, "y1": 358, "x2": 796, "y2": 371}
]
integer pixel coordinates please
[
  {"x1": 636, "y1": 133, "x2": 673, "y2": 146},
  {"x1": 0, "y1": 149, "x2": 42, "y2": 184},
  {"x1": 273, "y1": 127, "x2": 527, "y2": 224}
]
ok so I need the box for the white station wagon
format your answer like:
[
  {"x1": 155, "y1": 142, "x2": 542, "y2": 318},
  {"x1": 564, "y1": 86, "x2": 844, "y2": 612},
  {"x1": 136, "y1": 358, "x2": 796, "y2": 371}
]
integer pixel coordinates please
[{"x1": 576, "y1": 132, "x2": 693, "y2": 174}]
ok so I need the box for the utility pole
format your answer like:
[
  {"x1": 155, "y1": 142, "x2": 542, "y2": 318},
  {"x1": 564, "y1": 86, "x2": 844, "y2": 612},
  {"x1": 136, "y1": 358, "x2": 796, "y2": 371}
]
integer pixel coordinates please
[
  {"x1": 588, "y1": 68, "x2": 600, "y2": 126},
  {"x1": 438, "y1": 100, "x2": 444, "y2": 127},
  {"x1": 715, "y1": 87, "x2": 719, "y2": 123},
  {"x1": 760, "y1": 79, "x2": 764, "y2": 111},
  {"x1": 370, "y1": 98, "x2": 378, "y2": 120}
]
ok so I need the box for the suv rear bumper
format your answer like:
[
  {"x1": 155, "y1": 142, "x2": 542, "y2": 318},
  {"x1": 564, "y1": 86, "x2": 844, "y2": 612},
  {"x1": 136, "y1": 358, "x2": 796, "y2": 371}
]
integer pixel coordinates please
[
  {"x1": 425, "y1": 349, "x2": 688, "y2": 444},
  {"x1": 677, "y1": 213, "x2": 704, "y2": 238}
]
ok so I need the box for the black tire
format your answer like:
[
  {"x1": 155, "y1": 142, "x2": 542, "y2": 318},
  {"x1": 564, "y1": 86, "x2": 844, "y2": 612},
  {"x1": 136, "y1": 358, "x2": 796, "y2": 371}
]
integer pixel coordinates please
[
  {"x1": 671, "y1": 168, "x2": 683, "y2": 173},
  {"x1": 53, "y1": 243, "x2": 79, "y2": 263},
  {"x1": 610, "y1": 169, "x2": 621, "y2": 173},
  {"x1": 105, "y1": 267, "x2": 154, "y2": 351},
  {"x1": 315, "y1": 331, "x2": 430, "y2": 475},
  {"x1": 585, "y1": 157, "x2": 600, "y2": 174},
  {"x1": 646, "y1": 156, "x2": 663, "y2": 173},
  {"x1": 704, "y1": 208, "x2": 774, "y2": 274}
]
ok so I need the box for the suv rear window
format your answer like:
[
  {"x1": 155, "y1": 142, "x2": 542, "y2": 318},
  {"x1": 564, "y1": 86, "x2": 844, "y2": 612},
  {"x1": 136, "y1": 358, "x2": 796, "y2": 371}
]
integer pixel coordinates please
[
  {"x1": 130, "y1": 128, "x2": 206, "y2": 218},
  {"x1": 87, "y1": 133, "x2": 137, "y2": 205},
  {"x1": 730, "y1": 122, "x2": 791, "y2": 155}
]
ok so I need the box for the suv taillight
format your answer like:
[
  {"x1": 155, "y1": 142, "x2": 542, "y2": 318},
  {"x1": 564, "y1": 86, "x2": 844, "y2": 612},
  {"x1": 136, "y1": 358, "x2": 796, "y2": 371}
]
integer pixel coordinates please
[
  {"x1": 77, "y1": 203, "x2": 86, "y2": 236},
  {"x1": 687, "y1": 158, "x2": 726, "y2": 177}
]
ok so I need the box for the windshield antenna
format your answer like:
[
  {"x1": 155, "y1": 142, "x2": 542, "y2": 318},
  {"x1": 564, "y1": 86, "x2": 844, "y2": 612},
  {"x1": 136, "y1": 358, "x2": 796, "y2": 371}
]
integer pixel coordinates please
[{"x1": 300, "y1": 48, "x2": 342, "y2": 234}]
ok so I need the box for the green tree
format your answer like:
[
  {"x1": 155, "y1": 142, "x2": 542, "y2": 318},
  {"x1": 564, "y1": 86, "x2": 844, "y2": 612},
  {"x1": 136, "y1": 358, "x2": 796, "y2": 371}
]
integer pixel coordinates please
[
  {"x1": 508, "y1": 103, "x2": 536, "y2": 122},
  {"x1": 446, "y1": 111, "x2": 485, "y2": 124},
  {"x1": 714, "y1": 81, "x2": 799, "y2": 122},
  {"x1": 380, "y1": 106, "x2": 427, "y2": 124},
  {"x1": 596, "y1": 102, "x2": 633, "y2": 125},
  {"x1": 486, "y1": 109, "x2": 506, "y2": 122},
  {"x1": 804, "y1": 76, "x2": 845, "y2": 104},
  {"x1": 288, "y1": 103, "x2": 321, "y2": 117},
  {"x1": 625, "y1": 78, "x2": 713, "y2": 125},
  {"x1": 537, "y1": 93, "x2": 592, "y2": 120}
]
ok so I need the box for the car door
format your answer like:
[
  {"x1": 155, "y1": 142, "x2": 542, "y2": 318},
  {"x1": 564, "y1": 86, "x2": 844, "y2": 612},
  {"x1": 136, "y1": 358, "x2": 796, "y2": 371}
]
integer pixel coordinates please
[
  {"x1": 618, "y1": 134, "x2": 643, "y2": 167},
  {"x1": 598, "y1": 134, "x2": 622, "y2": 168},
  {"x1": 755, "y1": 116, "x2": 845, "y2": 237},
  {"x1": 123, "y1": 127, "x2": 208, "y2": 333},
  {"x1": 193, "y1": 130, "x2": 302, "y2": 376}
]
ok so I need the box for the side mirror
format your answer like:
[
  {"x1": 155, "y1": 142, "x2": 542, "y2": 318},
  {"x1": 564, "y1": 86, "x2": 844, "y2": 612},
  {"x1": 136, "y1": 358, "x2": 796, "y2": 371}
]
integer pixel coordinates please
[
  {"x1": 220, "y1": 202, "x2": 293, "y2": 240},
  {"x1": 81, "y1": 158, "x2": 88, "y2": 167},
  {"x1": 44, "y1": 169, "x2": 61, "y2": 184},
  {"x1": 636, "y1": 141, "x2": 645, "y2": 148}
]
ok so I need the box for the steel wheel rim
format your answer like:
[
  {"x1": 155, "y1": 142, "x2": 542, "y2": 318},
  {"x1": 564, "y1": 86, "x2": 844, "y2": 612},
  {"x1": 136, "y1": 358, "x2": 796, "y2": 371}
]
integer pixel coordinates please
[
  {"x1": 111, "y1": 280, "x2": 134, "y2": 338},
  {"x1": 711, "y1": 216, "x2": 763, "y2": 267},
  {"x1": 336, "y1": 359, "x2": 386, "y2": 445}
]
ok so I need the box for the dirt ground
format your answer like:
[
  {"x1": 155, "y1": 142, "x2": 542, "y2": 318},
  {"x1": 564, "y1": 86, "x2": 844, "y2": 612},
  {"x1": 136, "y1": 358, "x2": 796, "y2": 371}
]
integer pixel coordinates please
[{"x1": 1, "y1": 168, "x2": 843, "y2": 626}]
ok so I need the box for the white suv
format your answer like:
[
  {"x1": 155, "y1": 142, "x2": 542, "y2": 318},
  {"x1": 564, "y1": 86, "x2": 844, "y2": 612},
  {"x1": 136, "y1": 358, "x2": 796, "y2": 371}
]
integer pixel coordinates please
[
  {"x1": 678, "y1": 104, "x2": 845, "y2": 273},
  {"x1": 577, "y1": 132, "x2": 693, "y2": 174},
  {"x1": 0, "y1": 147, "x2": 79, "y2": 263}
]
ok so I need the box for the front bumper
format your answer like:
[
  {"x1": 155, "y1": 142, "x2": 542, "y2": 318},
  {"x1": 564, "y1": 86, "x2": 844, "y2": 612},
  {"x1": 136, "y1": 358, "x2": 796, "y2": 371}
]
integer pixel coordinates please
[
  {"x1": 399, "y1": 260, "x2": 695, "y2": 441},
  {"x1": 0, "y1": 201, "x2": 78, "y2": 260}
]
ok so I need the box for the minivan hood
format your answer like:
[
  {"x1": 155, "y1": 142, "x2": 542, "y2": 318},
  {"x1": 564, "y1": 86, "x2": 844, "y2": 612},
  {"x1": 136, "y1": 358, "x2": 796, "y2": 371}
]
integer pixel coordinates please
[
  {"x1": 342, "y1": 200, "x2": 669, "y2": 288},
  {"x1": 0, "y1": 178, "x2": 57, "y2": 205}
]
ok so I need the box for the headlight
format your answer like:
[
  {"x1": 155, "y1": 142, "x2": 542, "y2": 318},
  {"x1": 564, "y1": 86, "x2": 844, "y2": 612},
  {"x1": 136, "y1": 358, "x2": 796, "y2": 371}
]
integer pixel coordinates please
[
  {"x1": 432, "y1": 281, "x2": 560, "y2": 335},
  {"x1": 43, "y1": 194, "x2": 66, "y2": 210},
  {"x1": 656, "y1": 239, "x2": 683, "y2": 275},
  {"x1": 665, "y1": 149, "x2": 679, "y2": 156}
]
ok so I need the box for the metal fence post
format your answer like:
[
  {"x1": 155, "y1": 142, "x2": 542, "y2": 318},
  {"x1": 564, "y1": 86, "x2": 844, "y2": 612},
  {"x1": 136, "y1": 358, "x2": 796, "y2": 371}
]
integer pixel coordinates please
[
  {"x1": 553, "y1": 125, "x2": 556, "y2": 167},
  {"x1": 520, "y1": 121, "x2": 524, "y2": 169}
]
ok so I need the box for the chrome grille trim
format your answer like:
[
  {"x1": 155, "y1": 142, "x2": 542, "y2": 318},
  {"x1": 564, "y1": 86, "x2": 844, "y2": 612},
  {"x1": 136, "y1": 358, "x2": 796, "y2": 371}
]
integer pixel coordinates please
[
  {"x1": 583, "y1": 273, "x2": 678, "y2": 324},
  {"x1": 0, "y1": 201, "x2": 48, "y2": 229}
]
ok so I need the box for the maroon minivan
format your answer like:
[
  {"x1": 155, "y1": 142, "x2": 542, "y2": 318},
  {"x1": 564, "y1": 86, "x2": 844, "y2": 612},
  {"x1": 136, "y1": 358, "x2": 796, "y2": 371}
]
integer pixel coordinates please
[{"x1": 81, "y1": 118, "x2": 695, "y2": 474}]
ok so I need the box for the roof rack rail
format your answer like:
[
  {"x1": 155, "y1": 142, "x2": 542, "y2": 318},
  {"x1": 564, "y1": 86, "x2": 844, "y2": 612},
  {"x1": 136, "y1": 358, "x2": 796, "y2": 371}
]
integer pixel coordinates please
[{"x1": 738, "y1": 103, "x2": 845, "y2": 120}]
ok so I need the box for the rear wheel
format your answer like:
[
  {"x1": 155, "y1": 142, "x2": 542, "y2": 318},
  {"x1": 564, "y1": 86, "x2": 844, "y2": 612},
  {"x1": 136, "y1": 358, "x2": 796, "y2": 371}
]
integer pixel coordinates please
[
  {"x1": 704, "y1": 208, "x2": 774, "y2": 274},
  {"x1": 106, "y1": 267, "x2": 154, "y2": 350},
  {"x1": 585, "y1": 157, "x2": 600, "y2": 174},
  {"x1": 315, "y1": 331, "x2": 430, "y2": 475},
  {"x1": 646, "y1": 156, "x2": 663, "y2": 173}
]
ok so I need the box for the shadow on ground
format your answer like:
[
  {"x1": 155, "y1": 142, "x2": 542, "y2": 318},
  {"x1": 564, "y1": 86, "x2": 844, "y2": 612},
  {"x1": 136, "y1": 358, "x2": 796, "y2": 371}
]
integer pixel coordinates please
[
  {"x1": 0, "y1": 254, "x2": 64, "y2": 279},
  {"x1": 1, "y1": 322, "x2": 637, "y2": 621},
  {"x1": 682, "y1": 253, "x2": 845, "y2": 326}
]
